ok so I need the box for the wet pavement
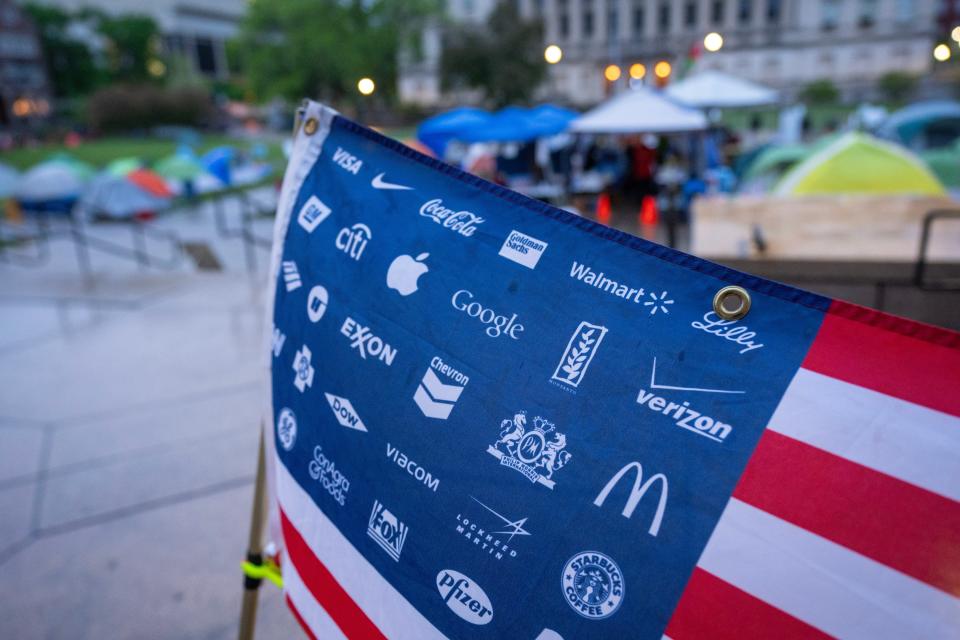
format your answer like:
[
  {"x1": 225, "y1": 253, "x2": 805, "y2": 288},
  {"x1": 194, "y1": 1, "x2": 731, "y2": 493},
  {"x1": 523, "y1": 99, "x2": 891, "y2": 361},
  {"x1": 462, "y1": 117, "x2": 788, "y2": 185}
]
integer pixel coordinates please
[{"x1": 0, "y1": 192, "x2": 301, "y2": 639}]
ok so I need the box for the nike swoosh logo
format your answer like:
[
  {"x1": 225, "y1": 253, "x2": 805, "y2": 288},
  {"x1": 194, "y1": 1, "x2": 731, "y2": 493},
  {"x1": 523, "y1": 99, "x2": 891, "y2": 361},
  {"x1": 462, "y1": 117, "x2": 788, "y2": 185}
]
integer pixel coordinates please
[{"x1": 371, "y1": 173, "x2": 413, "y2": 191}]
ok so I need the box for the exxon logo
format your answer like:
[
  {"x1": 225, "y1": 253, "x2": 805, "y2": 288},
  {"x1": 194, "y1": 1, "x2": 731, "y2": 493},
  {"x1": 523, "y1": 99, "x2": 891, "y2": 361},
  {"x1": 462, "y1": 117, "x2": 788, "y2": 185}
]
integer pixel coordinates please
[
  {"x1": 436, "y1": 570, "x2": 493, "y2": 625},
  {"x1": 324, "y1": 393, "x2": 367, "y2": 432}
]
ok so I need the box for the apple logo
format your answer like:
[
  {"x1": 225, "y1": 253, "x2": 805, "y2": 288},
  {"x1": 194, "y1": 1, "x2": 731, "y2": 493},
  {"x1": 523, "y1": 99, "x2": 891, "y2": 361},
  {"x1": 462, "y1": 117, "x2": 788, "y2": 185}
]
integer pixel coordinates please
[{"x1": 387, "y1": 252, "x2": 429, "y2": 296}]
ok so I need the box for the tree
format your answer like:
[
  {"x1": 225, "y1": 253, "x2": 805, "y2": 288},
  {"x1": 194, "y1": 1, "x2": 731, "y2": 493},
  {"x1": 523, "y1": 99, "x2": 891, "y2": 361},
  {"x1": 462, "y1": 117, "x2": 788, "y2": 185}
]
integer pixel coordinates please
[
  {"x1": 800, "y1": 79, "x2": 840, "y2": 105},
  {"x1": 877, "y1": 72, "x2": 918, "y2": 105},
  {"x1": 441, "y1": 1, "x2": 547, "y2": 107},
  {"x1": 23, "y1": 4, "x2": 101, "y2": 98},
  {"x1": 95, "y1": 13, "x2": 162, "y2": 84},
  {"x1": 232, "y1": 0, "x2": 439, "y2": 105}
]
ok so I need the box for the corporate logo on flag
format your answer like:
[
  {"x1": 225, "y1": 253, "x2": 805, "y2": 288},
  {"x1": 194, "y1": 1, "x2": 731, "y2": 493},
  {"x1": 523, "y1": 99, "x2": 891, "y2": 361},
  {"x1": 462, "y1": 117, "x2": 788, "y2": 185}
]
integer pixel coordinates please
[
  {"x1": 340, "y1": 317, "x2": 397, "y2": 365},
  {"x1": 324, "y1": 393, "x2": 367, "y2": 432},
  {"x1": 414, "y1": 356, "x2": 469, "y2": 420},
  {"x1": 306, "y1": 285, "x2": 328, "y2": 322},
  {"x1": 550, "y1": 322, "x2": 608, "y2": 391},
  {"x1": 593, "y1": 461, "x2": 669, "y2": 537},
  {"x1": 499, "y1": 230, "x2": 547, "y2": 269},
  {"x1": 292, "y1": 345, "x2": 314, "y2": 392},
  {"x1": 332, "y1": 146, "x2": 362, "y2": 174},
  {"x1": 367, "y1": 500, "x2": 408, "y2": 561},
  {"x1": 386, "y1": 253, "x2": 429, "y2": 296},
  {"x1": 308, "y1": 445, "x2": 350, "y2": 506},
  {"x1": 419, "y1": 199, "x2": 484, "y2": 237},
  {"x1": 386, "y1": 443, "x2": 439, "y2": 492},
  {"x1": 282, "y1": 261, "x2": 302, "y2": 291},
  {"x1": 454, "y1": 496, "x2": 529, "y2": 561},
  {"x1": 691, "y1": 311, "x2": 765, "y2": 354},
  {"x1": 371, "y1": 172, "x2": 412, "y2": 191},
  {"x1": 297, "y1": 195, "x2": 331, "y2": 233},
  {"x1": 436, "y1": 570, "x2": 493, "y2": 625},
  {"x1": 451, "y1": 290, "x2": 525, "y2": 339},
  {"x1": 335, "y1": 223, "x2": 371, "y2": 261},
  {"x1": 276, "y1": 408, "x2": 297, "y2": 451},
  {"x1": 487, "y1": 411, "x2": 571, "y2": 489},
  {"x1": 271, "y1": 326, "x2": 286, "y2": 357},
  {"x1": 562, "y1": 551, "x2": 624, "y2": 620}
]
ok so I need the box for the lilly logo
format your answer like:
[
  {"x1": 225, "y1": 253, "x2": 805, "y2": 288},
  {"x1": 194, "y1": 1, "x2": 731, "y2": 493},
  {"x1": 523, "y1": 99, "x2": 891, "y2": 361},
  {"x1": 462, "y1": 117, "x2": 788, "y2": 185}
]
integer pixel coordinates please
[
  {"x1": 387, "y1": 252, "x2": 429, "y2": 296},
  {"x1": 436, "y1": 570, "x2": 493, "y2": 625}
]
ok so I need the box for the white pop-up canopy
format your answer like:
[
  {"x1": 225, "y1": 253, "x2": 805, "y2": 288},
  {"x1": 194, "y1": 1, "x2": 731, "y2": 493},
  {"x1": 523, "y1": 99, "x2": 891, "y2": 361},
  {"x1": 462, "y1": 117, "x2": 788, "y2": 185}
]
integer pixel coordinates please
[
  {"x1": 569, "y1": 87, "x2": 708, "y2": 134},
  {"x1": 666, "y1": 70, "x2": 779, "y2": 108}
]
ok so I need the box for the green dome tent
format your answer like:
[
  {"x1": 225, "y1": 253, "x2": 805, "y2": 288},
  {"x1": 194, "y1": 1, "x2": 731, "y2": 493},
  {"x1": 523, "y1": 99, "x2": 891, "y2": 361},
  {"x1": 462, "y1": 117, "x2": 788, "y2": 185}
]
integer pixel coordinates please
[{"x1": 774, "y1": 132, "x2": 946, "y2": 196}]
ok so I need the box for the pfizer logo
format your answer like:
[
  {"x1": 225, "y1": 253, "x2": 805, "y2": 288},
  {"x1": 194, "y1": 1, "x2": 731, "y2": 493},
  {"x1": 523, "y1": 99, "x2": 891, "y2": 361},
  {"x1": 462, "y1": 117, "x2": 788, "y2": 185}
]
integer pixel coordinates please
[
  {"x1": 436, "y1": 569, "x2": 493, "y2": 625},
  {"x1": 277, "y1": 408, "x2": 297, "y2": 451},
  {"x1": 561, "y1": 551, "x2": 624, "y2": 620}
]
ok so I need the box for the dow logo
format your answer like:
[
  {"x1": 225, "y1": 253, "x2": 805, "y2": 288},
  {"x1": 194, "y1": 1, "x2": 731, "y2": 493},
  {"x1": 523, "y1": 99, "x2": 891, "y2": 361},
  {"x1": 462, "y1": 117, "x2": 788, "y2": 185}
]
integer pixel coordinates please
[{"x1": 324, "y1": 393, "x2": 367, "y2": 432}]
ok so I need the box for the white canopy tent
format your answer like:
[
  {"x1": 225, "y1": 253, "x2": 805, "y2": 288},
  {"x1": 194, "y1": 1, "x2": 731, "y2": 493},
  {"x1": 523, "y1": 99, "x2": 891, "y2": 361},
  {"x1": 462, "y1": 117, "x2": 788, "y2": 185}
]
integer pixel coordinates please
[
  {"x1": 666, "y1": 70, "x2": 779, "y2": 108},
  {"x1": 569, "y1": 87, "x2": 708, "y2": 134}
]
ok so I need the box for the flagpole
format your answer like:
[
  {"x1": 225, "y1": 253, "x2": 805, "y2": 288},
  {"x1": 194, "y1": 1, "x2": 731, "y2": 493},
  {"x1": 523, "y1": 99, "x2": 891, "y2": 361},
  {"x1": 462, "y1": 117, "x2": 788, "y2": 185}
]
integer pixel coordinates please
[{"x1": 238, "y1": 426, "x2": 268, "y2": 640}]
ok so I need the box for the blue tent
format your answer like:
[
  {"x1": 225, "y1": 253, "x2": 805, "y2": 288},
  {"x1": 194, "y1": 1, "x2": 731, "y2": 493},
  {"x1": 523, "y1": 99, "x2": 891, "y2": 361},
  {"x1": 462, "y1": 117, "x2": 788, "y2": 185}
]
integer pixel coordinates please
[
  {"x1": 417, "y1": 108, "x2": 493, "y2": 156},
  {"x1": 202, "y1": 146, "x2": 236, "y2": 186},
  {"x1": 876, "y1": 101, "x2": 960, "y2": 149},
  {"x1": 418, "y1": 105, "x2": 579, "y2": 153}
]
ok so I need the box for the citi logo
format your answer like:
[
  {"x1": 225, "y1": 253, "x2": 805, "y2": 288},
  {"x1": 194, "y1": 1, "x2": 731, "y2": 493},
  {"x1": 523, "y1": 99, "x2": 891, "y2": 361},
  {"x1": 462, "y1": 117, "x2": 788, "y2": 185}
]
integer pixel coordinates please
[
  {"x1": 451, "y1": 290, "x2": 524, "y2": 339},
  {"x1": 414, "y1": 356, "x2": 469, "y2": 420},
  {"x1": 341, "y1": 317, "x2": 396, "y2": 366},
  {"x1": 332, "y1": 146, "x2": 362, "y2": 174},
  {"x1": 324, "y1": 393, "x2": 367, "y2": 432},
  {"x1": 419, "y1": 199, "x2": 484, "y2": 237},
  {"x1": 594, "y1": 461, "x2": 668, "y2": 537},
  {"x1": 436, "y1": 570, "x2": 493, "y2": 625},
  {"x1": 499, "y1": 230, "x2": 547, "y2": 269},
  {"x1": 367, "y1": 500, "x2": 408, "y2": 561},
  {"x1": 335, "y1": 223, "x2": 371, "y2": 260}
]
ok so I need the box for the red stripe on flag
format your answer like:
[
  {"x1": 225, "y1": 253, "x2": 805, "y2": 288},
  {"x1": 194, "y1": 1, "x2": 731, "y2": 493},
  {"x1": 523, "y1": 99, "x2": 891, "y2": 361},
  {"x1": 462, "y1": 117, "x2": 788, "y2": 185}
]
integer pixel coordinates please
[
  {"x1": 734, "y1": 430, "x2": 960, "y2": 596},
  {"x1": 803, "y1": 300, "x2": 960, "y2": 417},
  {"x1": 280, "y1": 509, "x2": 388, "y2": 640},
  {"x1": 285, "y1": 594, "x2": 319, "y2": 640},
  {"x1": 666, "y1": 567, "x2": 831, "y2": 639}
]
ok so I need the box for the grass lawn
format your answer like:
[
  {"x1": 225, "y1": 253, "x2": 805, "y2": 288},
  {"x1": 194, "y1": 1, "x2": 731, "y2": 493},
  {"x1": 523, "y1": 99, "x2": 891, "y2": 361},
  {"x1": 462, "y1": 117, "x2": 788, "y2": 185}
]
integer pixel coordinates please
[{"x1": 0, "y1": 134, "x2": 285, "y2": 172}]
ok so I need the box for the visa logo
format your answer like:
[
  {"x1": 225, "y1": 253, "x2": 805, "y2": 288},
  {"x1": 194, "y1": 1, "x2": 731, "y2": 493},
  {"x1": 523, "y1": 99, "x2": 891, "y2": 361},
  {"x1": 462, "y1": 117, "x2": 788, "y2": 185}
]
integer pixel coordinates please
[{"x1": 333, "y1": 147, "x2": 362, "y2": 175}]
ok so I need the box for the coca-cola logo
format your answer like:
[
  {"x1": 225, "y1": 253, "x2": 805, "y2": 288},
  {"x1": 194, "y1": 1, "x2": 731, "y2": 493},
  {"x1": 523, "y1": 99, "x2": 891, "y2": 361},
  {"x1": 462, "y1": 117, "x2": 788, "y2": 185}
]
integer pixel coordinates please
[{"x1": 419, "y1": 199, "x2": 484, "y2": 237}]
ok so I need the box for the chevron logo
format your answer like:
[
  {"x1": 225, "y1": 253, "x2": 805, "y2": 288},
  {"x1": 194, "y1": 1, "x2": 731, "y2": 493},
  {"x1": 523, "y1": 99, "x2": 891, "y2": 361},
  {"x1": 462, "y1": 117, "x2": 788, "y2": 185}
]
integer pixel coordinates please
[{"x1": 414, "y1": 357, "x2": 469, "y2": 420}]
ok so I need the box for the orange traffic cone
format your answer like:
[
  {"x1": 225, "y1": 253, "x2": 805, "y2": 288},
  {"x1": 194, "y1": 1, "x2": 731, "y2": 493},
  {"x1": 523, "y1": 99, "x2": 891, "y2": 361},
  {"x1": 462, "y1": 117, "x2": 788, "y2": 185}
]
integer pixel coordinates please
[
  {"x1": 596, "y1": 192, "x2": 611, "y2": 225},
  {"x1": 640, "y1": 195, "x2": 658, "y2": 226}
]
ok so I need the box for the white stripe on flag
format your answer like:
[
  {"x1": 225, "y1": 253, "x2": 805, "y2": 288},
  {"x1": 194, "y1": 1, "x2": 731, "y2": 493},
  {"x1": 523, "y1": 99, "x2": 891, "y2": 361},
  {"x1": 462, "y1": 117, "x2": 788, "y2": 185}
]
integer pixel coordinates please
[
  {"x1": 769, "y1": 368, "x2": 960, "y2": 501},
  {"x1": 283, "y1": 552, "x2": 347, "y2": 640},
  {"x1": 698, "y1": 498, "x2": 960, "y2": 639},
  {"x1": 277, "y1": 462, "x2": 447, "y2": 640}
]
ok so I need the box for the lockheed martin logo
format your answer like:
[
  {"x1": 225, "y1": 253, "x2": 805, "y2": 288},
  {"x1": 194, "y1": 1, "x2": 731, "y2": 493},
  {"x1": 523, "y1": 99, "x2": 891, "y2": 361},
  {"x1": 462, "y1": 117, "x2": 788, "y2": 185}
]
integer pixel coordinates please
[
  {"x1": 324, "y1": 393, "x2": 367, "y2": 432},
  {"x1": 414, "y1": 356, "x2": 469, "y2": 420},
  {"x1": 487, "y1": 411, "x2": 571, "y2": 489}
]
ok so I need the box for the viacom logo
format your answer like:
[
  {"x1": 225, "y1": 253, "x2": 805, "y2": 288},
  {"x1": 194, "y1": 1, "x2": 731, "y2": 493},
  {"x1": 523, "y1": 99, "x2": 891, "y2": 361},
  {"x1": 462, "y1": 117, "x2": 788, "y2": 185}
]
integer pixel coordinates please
[
  {"x1": 436, "y1": 570, "x2": 493, "y2": 625},
  {"x1": 386, "y1": 443, "x2": 439, "y2": 491},
  {"x1": 367, "y1": 500, "x2": 408, "y2": 561},
  {"x1": 335, "y1": 223, "x2": 371, "y2": 261},
  {"x1": 414, "y1": 356, "x2": 469, "y2": 420},
  {"x1": 499, "y1": 230, "x2": 547, "y2": 269},
  {"x1": 324, "y1": 393, "x2": 367, "y2": 432}
]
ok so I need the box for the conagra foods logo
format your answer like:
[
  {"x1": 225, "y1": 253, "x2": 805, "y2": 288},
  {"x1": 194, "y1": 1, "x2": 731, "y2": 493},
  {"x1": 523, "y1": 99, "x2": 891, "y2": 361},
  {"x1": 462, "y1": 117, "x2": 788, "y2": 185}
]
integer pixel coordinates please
[{"x1": 436, "y1": 570, "x2": 493, "y2": 625}]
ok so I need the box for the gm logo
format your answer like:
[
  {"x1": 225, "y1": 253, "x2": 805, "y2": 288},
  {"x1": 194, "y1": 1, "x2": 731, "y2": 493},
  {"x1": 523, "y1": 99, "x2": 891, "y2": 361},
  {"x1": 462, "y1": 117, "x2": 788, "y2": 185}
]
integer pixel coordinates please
[{"x1": 436, "y1": 570, "x2": 493, "y2": 625}]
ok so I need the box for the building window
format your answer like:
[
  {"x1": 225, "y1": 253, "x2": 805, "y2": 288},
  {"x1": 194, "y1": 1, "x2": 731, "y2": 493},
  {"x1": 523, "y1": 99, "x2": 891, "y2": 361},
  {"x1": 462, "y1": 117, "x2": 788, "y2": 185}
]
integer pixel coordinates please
[
  {"x1": 583, "y1": 8, "x2": 594, "y2": 38},
  {"x1": 633, "y1": 2, "x2": 645, "y2": 33},
  {"x1": 560, "y1": 12, "x2": 570, "y2": 38},
  {"x1": 608, "y1": 4, "x2": 619, "y2": 37},
  {"x1": 858, "y1": 0, "x2": 877, "y2": 28},
  {"x1": 895, "y1": 0, "x2": 914, "y2": 22},
  {"x1": 684, "y1": 1, "x2": 698, "y2": 28},
  {"x1": 711, "y1": 0, "x2": 725, "y2": 24},
  {"x1": 821, "y1": 0, "x2": 840, "y2": 31},
  {"x1": 195, "y1": 37, "x2": 217, "y2": 75},
  {"x1": 767, "y1": 0, "x2": 782, "y2": 22},
  {"x1": 659, "y1": 2, "x2": 671, "y2": 31},
  {"x1": 738, "y1": 0, "x2": 752, "y2": 24}
]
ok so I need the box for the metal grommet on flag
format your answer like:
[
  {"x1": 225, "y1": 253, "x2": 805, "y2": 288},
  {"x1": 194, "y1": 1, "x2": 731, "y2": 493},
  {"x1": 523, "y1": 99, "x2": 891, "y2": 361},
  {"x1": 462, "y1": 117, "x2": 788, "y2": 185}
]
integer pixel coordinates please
[
  {"x1": 713, "y1": 285, "x2": 751, "y2": 320},
  {"x1": 303, "y1": 117, "x2": 319, "y2": 136}
]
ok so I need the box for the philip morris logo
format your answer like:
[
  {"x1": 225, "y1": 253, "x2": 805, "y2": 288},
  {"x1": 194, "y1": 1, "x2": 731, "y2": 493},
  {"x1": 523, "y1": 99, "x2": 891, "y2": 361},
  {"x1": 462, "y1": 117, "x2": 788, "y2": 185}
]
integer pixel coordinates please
[
  {"x1": 419, "y1": 199, "x2": 484, "y2": 237},
  {"x1": 367, "y1": 500, "x2": 408, "y2": 561},
  {"x1": 332, "y1": 146, "x2": 362, "y2": 174},
  {"x1": 341, "y1": 317, "x2": 397, "y2": 366},
  {"x1": 297, "y1": 196, "x2": 331, "y2": 233},
  {"x1": 436, "y1": 570, "x2": 493, "y2": 625},
  {"x1": 386, "y1": 443, "x2": 439, "y2": 492},
  {"x1": 308, "y1": 445, "x2": 349, "y2": 506},
  {"x1": 414, "y1": 356, "x2": 469, "y2": 420},
  {"x1": 451, "y1": 290, "x2": 524, "y2": 339},
  {"x1": 455, "y1": 496, "x2": 529, "y2": 561},
  {"x1": 487, "y1": 411, "x2": 571, "y2": 489},
  {"x1": 569, "y1": 261, "x2": 673, "y2": 315},
  {"x1": 593, "y1": 461, "x2": 669, "y2": 537},
  {"x1": 292, "y1": 345, "x2": 314, "y2": 393},
  {"x1": 324, "y1": 393, "x2": 367, "y2": 432},
  {"x1": 562, "y1": 551, "x2": 624, "y2": 620},
  {"x1": 550, "y1": 322, "x2": 608, "y2": 391},
  {"x1": 691, "y1": 311, "x2": 764, "y2": 354},
  {"x1": 637, "y1": 357, "x2": 741, "y2": 443},
  {"x1": 335, "y1": 223, "x2": 371, "y2": 260},
  {"x1": 499, "y1": 230, "x2": 547, "y2": 269}
]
